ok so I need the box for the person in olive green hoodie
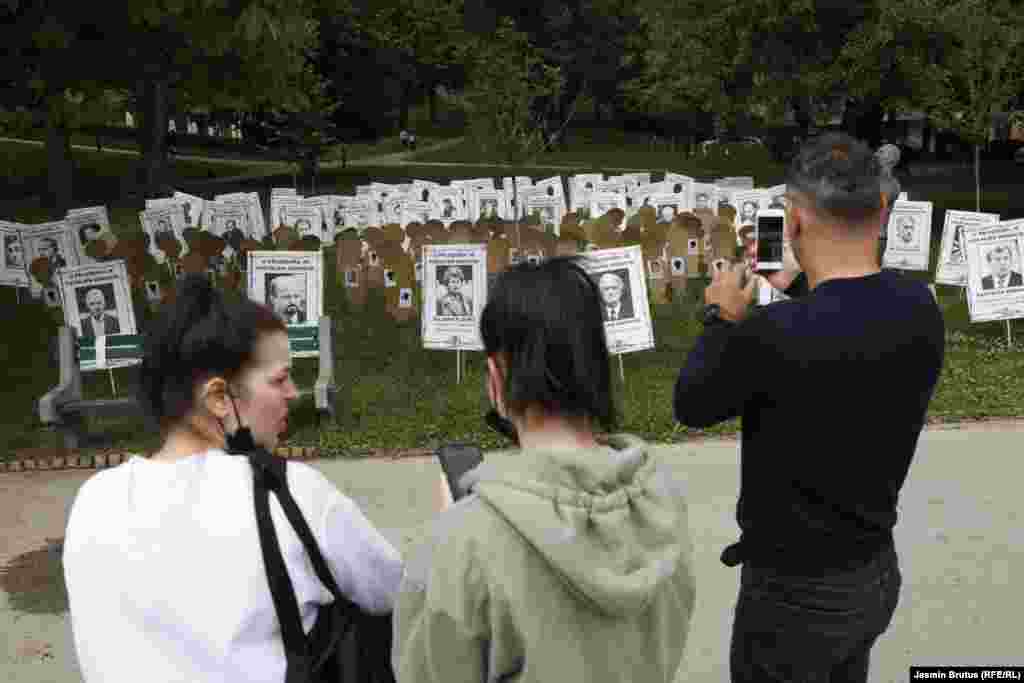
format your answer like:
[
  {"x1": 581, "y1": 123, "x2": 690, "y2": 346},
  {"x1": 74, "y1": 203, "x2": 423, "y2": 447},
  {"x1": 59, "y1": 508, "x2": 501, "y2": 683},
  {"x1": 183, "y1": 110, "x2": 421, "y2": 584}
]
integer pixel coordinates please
[{"x1": 392, "y1": 256, "x2": 697, "y2": 683}]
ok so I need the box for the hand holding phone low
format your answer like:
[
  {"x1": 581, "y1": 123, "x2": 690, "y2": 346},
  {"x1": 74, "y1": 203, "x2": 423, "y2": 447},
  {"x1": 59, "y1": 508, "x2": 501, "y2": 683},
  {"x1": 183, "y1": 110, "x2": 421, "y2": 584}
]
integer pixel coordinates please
[{"x1": 436, "y1": 443, "x2": 484, "y2": 502}]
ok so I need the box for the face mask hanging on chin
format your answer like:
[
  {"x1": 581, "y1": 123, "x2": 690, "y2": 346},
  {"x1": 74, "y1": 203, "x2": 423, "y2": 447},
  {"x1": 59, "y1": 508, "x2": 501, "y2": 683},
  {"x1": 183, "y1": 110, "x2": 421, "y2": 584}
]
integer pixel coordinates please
[{"x1": 223, "y1": 392, "x2": 260, "y2": 454}]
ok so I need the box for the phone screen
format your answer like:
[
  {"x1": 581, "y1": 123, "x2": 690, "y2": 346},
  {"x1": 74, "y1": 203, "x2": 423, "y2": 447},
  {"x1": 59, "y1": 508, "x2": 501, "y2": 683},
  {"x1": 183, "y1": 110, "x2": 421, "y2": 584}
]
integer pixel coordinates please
[
  {"x1": 437, "y1": 444, "x2": 484, "y2": 501},
  {"x1": 756, "y1": 214, "x2": 784, "y2": 270}
]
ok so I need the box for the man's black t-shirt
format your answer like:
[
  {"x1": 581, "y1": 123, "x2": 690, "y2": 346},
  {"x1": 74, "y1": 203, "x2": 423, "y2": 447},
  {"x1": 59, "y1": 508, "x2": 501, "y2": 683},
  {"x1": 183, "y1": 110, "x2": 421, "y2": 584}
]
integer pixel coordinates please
[{"x1": 675, "y1": 270, "x2": 945, "y2": 574}]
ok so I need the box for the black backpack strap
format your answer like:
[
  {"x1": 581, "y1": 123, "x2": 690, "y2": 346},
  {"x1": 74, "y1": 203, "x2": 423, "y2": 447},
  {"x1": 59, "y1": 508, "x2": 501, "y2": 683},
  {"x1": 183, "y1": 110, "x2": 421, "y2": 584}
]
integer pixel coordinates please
[
  {"x1": 258, "y1": 455, "x2": 359, "y2": 614},
  {"x1": 250, "y1": 452, "x2": 311, "y2": 664}
]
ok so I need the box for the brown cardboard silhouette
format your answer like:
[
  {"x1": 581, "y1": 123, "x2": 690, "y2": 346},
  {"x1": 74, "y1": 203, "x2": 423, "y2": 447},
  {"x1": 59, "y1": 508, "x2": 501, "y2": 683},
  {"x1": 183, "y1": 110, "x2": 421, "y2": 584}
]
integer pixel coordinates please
[
  {"x1": 487, "y1": 236, "x2": 511, "y2": 274},
  {"x1": 448, "y1": 220, "x2": 474, "y2": 244},
  {"x1": 641, "y1": 232, "x2": 670, "y2": 304},
  {"x1": 669, "y1": 213, "x2": 704, "y2": 279}
]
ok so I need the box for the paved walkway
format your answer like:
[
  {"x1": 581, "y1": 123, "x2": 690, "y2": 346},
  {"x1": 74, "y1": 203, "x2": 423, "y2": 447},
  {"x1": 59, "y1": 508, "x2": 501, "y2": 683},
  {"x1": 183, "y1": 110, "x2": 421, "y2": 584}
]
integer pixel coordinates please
[{"x1": 2, "y1": 422, "x2": 1022, "y2": 682}]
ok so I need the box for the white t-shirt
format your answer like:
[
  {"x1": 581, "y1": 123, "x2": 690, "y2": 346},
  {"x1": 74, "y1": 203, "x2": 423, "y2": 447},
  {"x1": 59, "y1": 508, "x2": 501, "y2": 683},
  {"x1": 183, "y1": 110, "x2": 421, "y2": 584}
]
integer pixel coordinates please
[{"x1": 63, "y1": 449, "x2": 403, "y2": 683}]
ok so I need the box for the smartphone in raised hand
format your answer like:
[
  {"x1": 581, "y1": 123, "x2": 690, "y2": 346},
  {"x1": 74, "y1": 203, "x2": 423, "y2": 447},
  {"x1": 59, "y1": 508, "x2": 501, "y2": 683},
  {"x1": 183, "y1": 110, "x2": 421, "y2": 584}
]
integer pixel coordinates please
[
  {"x1": 436, "y1": 443, "x2": 484, "y2": 502},
  {"x1": 755, "y1": 209, "x2": 785, "y2": 272}
]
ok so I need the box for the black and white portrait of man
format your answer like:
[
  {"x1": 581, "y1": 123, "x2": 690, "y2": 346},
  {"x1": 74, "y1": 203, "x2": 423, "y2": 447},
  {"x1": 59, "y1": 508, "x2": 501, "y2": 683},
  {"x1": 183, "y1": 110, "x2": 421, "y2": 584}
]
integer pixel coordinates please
[
  {"x1": 266, "y1": 273, "x2": 308, "y2": 324},
  {"x1": 5, "y1": 234, "x2": 24, "y2": 269},
  {"x1": 78, "y1": 223, "x2": 103, "y2": 249},
  {"x1": 77, "y1": 285, "x2": 120, "y2": 340},
  {"x1": 442, "y1": 198, "x2": 457, "y2": 219},
  {"x1": 657, "y1": 204, "x2": 678, "y2": 224},
  {"x1": 37, "y1": 236, "x2": 68, "y2": 270},
  {"x1": 981, "y1": 244, "x2": 1023, "y2": 290},
  {"x1": 740, "y1": 200, "x2": 759, "y2": 225},
  {"x1": 949, "y1": 224, "x2": 966, "y2": 264},
  {"x1": 436, "y1": 264, "x2": 473, "y2": 317},
  {"x1": 595, "y1": 270, "x2": 634, "y2": 322},
  {"x1": 895, "y1": 216, "x2": 918, "y2": 248}
]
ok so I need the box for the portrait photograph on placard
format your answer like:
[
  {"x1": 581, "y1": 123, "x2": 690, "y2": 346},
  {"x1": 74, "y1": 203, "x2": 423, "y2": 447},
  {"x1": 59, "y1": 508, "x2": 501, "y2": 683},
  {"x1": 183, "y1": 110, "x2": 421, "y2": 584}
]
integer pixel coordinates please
[
  {"x1": 962, "y1": 219, "x2": 1024, "y2": 323},
  {"x1": 578, "y1": 246, "x2": 654, "y2": 354},
  {"x1": 66, "y1": 207, "x2": 112, "y2": 263},
  {"x1": 247, "y1": 251, "x2": 324, "y2": 329},
  {"x1": 594, "y1": 268, "x2": 635, "y2": 321},
  {"x1": 935, "y1": 210, "x2": 1000, "y2": 286},
  {"x1": 883, "y1": 201, "x2": 934, "y2": 271},
  {"x1": 22, "y1": 221, "x2": 78, "y2": 294},
  {"x1": 0, "y1": 222, "x2": 30, "y2": 288},
  {"x1": 435, "y1": 264, "x2": 474, "y2": 318},
  {"x1": 57, "y1": 260, "x2": 137, "y2": 340},
  {"x1": 525, "y1": 196, "x2": 563, "y2": 236},
  {"x1": 173, "y1": 191, "x2": 206, "y2": 230},
  {"x1": 421, "y1": 244, "x2": 487, "y2": 351}
]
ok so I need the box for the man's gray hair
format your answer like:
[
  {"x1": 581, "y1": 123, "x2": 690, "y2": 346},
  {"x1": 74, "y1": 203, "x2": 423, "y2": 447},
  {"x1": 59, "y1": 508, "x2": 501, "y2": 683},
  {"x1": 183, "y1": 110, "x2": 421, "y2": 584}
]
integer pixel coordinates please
[
  {"x1": 786, "y1": 133, "x2": 885, "y2": 221},
  {"x1": 598, "y1": 271, "x2": 623, "y2": 287}
]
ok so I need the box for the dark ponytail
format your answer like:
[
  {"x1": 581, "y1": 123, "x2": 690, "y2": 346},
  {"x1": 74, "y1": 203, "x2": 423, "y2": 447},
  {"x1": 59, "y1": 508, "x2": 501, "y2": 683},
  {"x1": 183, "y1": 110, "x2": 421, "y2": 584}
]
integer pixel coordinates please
[{"x1": 138, "y1": 274, "x2": 286, "y2": 430}]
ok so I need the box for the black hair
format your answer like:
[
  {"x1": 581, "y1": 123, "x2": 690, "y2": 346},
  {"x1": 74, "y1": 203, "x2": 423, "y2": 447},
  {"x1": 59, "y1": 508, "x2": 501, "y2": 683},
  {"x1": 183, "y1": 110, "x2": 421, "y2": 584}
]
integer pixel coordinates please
[
  {"x1": 786, "y1": 132, "x2": 883, "y2": 222},
  {"x1": 480, "y1": 256, "x2": 615, "y2": 432},
  {"x1": 138, "y1": 274, "x2": 286, "y2": 431}
]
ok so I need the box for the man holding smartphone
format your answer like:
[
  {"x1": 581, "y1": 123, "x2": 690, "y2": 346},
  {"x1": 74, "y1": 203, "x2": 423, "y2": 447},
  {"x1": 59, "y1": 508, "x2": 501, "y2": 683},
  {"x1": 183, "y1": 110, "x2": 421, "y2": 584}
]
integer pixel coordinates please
[{"x1": 675, "y1": 133, "x2": 944, "y2": 683}]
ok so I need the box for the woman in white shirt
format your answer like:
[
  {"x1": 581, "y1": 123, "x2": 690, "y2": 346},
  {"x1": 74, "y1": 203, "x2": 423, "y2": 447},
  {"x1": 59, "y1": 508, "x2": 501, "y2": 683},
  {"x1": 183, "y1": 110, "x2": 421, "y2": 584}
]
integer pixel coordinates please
[{"x1": 63, "y1": 274, "x2": 404, "y2": 682}]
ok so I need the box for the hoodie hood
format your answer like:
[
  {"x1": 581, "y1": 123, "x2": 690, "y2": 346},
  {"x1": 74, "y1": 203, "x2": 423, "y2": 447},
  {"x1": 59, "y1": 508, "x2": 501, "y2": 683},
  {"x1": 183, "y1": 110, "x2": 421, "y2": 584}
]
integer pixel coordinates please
[{"x1": 459, "y1": 434, "x2": 689, "y2": 617}]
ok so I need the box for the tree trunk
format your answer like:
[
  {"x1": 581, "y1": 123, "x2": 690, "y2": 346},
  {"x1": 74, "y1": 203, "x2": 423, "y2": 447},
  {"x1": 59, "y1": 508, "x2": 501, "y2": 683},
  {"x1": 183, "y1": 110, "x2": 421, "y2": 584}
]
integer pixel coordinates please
[
  {"x1": 427, "y1": 84, "x2": 438, "y2": 125},
  {"x1": 974, "y1": 144, "x2": 981, "y2": 212},
  {"x1": 43, "y1": 93, "x2": 73, "y2": 214},
  {"x1": 399, "y1": 83, "x2": 412, "y2": 131},
  {"x1": 136, "y1": 76, "x2": 170, "y2": 195}
]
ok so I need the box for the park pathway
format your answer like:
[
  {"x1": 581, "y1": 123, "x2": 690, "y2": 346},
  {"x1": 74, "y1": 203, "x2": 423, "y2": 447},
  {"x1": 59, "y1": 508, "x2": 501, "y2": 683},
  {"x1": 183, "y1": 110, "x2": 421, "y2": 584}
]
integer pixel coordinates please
[{"x1": 1, "y1": 421, "x2": 1022, "y2": 682}]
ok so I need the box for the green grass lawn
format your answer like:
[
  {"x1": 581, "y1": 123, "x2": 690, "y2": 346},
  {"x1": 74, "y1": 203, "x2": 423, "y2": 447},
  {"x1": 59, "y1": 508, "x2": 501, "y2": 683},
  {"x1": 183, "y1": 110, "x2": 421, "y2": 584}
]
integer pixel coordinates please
[{"x1": 1, "y1": 138, "x2": 1023, "y2": 461}]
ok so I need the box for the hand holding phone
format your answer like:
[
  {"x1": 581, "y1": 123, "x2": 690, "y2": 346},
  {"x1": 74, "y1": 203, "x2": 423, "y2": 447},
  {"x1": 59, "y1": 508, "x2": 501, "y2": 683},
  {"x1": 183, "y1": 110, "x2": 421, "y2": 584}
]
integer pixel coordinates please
[
  {"x1": 436, "y1": 443, "x2": 484, "y2": 503},
  {"x1": 755, "y1": 209, "x2": 785, "y2": 272}
]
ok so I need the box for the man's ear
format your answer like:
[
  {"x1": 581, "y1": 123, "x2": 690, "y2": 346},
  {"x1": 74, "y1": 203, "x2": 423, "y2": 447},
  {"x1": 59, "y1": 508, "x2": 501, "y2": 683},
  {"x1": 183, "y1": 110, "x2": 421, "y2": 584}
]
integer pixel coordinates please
[
  {"x1": 784, "y1": 205, "x2": 801, "y2": 242},
  {"x1": 199, "y1": 377, "x2": 232, "y2": 420},
  {"x1": 486, "y1": 354, "x2": 506, "y2": 415}
]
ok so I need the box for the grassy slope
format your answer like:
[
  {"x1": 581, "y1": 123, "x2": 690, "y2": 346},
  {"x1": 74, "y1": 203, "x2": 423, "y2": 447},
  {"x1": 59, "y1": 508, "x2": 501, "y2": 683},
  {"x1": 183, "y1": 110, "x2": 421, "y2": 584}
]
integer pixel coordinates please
[{"x1": 2, "y1": 136, "x2": 1023, "y2": 460}]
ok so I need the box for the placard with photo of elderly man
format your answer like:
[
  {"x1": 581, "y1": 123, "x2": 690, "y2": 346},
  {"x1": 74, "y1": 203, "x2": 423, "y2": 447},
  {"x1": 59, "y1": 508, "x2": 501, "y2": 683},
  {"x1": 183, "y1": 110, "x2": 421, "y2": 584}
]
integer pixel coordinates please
[
  {"x1": 935, "y1": 209, "x2": 1000, "y2": 287},
  {"x1": 962, "y1": 218, "x2": 1024, "y2": 323},
  {"x1": 246, "y1": 251, "x2": 324, "y2": 353},
  {"x1": 421, "y1": 243, "x2": 487, "y2": 351},
  {"x1": 0, "y1": 221, "x2": 30, "y2": 288},
  {"x1": 268, "y1": 191, "x2": 302, "y2": 233},
  {"x1": 469, "y1": 189, "x2": 510, "y2": 223},
  {"x1": 690, "y1": 183, "x2": 720, "y2": 213},
  {"x1": 579, "y1": 245, "x2": 654, "y2": 355},
  {"x1": 524, "y1": 195, "x2": 565, "y2": 237},
  {"x1": 571, "y1": 174, "x2": 604, "y2": 215},
  {"x1": 883, "y1": 200, "x2": 934, "y2": 271},
  {"x1": 341, "y1": 198, "x2": 377, "y2": 235},
  {"x1": 139, "y1": 205, "x2": 188, "y2": 266},
  {"x1": 283, "y1": 203, "x2": 324, "y2": 241},
  {"x1": 21, "y1": 221, "x2": 79, "y2": 296},
  {"x1": 400, "y1": 201, "x2": 434, "y2": 230},
  {"x1": 431, "y1": 187, "x2": 466, "y2": 226},
  {"x1": 533, "y1": 176, "x2": 568, "y2": 215},
  {"x1": 65, "y1": 206, "x2": 112, "y2": 264},
  {"x1": 664, "y1": 173, "x2": 695, "y2": 211},
  {"x1": 645, "y1": 192, "x2": 690, "y2": 226},
  {"x1": 173, "y1": 191, "x2": 207, "y2": 231},
  {"x1": 589, "y1": 192, "x2": 628, "y2": 231},
  {"x1": 215, "y1": 192, "x2": 267, "y2": 240},
  {"x1": 57, "y1": 260, "x2": 138, "y2": 346}
]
